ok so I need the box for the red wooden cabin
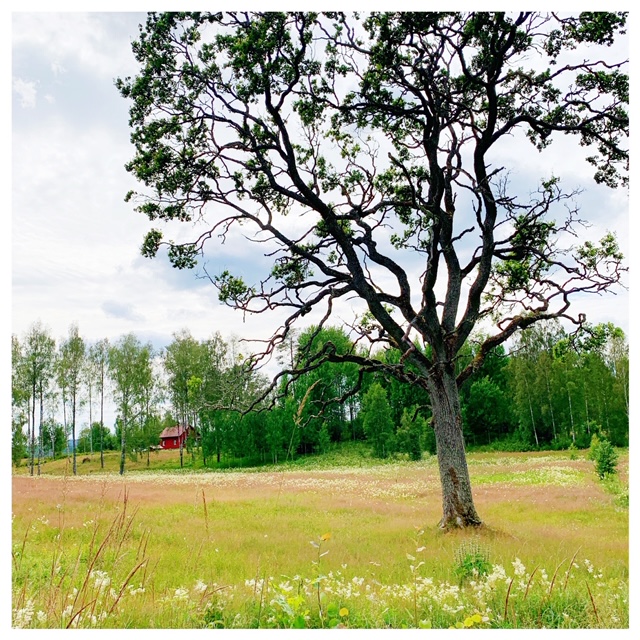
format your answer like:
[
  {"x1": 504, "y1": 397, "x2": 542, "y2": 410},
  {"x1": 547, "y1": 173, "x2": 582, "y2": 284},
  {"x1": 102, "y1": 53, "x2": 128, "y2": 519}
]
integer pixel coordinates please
[{"x1": 159, "y1": 423, "x2": 197, "y2": 449}]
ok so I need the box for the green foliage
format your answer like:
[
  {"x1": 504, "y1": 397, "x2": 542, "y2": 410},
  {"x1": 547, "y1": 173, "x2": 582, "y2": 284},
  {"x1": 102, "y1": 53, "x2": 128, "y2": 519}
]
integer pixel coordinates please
[
  {"x1": 422, "y1": 421, "x2": 437, "y2": 456},
  {"x1": 587, "y1": 433, "x2": 601, "y2": 461},
  {"x1": 361, "y1": 383, "x2": 395, "y2": 458},
  {"x1": 214, "y1": 271, "x2": 255, "y2": 305},
  {"x1": 264, "y1": 584, "x2": 310, "y2": 628},
  {"x1": 57, "y1": 324, "x2": 86, "y2": 473},
  {"x1": 463, "y1": 376, "x2": 512, "y2": 445},
  {"x1": 591, "y1": 436, "x2": 618, "y2": 479},
  {"x1": 202, "y1": 603, "x2": 225, "y2": 628},
  {"x1": 600, "y1": 474, "x2": 628, "y2": 509},
  {"x1": 12, "y1": 424, "x2": 28, "y2": 466},
  {"x1": 506, "y1": 321, "x2": 629, "y2": 450},
  {"x1": 317, "y1": 423, "x2": 331, "y2": 455},
  {"x1": 453, "y1": 540, "x2": 492, "y2": 584},
  {"x1": 108, "y1": 334, "x2": 154, "y2": 475},
  {"x1": 568, "y1": 442, "x2": 579, "y2": 460},
  {"x1": 396, "y1": 408, "x2": 424, "y2": 461},
  {"x1": 468, "y1": 433, "x2": 536, "y2": 453},
  {"x1": 44, "y1": 422, "x2": 70, "y2": 458},
  {"x1": 576, "y1": 233, "x2": 624, "y2": 270},
  {"x1": 293, "y1": 326, "x2": 360, "y2": 451}
]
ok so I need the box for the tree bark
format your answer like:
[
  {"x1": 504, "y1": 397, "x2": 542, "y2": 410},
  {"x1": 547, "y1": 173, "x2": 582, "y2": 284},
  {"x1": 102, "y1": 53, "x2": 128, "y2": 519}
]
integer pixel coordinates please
[
  {"x1": 38, "y1": 387, "x2": 44, "y2": 476},
  {"x1": 427, "y1": 368, "x2": 482, "y2": 530},
  {"x1": 100, "y1": 383, "x2": 104, "y2": 470},
  {"x1": 71, "y1": 392, "x2": 77, "y2": 476},
  {"x1": 120, "y1": 422, "x2": 126, "y2": 476},
  {"x1": 30, "y1": 382, "x2": 36, "y2": 476},
  {"x1": 120, "y1": 405, "x2": 127, "y2": 476}
]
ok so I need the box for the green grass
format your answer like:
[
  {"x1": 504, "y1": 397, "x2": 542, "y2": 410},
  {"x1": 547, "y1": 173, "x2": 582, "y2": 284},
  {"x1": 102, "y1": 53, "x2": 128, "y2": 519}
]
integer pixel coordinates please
[
  {"x1": 14, "y1": 441, "x2": 428, "y2": 476},
  {"x1": 12, "y1": 446, "x2": 628, "y2": 629}
]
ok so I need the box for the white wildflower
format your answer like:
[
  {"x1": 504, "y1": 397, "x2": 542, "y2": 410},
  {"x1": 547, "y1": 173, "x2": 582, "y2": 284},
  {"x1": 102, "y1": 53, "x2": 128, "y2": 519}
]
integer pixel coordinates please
[
  {"x1": 13, "y1": 599, "x2": 35, "y2": 628},
  {"x1": 512, "y1": 558, "x2": 526, "y2": 577},
  {"x1": 36, "y1": 610, "x2": 47, "y2": 624},
  {"x1": 90, "y1": 569, "x2": 111, "y2": 591},
  {"x1": 174, "y1": 587, "x2": 189, "y2": 600},
  {"x1": 194, "y1": 579, "x2": 207, "y2": 593},
  {"x1": 277, "y1": 580, "x2": 293, "y2": 593}
]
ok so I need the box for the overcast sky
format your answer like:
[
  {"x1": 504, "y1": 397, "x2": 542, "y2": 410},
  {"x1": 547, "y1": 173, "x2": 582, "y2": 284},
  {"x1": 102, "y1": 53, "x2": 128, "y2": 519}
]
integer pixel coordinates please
[
  {"x1": 11, "y1": 10, "x2": 631, "y2": 374},
  {"x1": 11, "y1": 12, "x2": 299, "y2": 359}
]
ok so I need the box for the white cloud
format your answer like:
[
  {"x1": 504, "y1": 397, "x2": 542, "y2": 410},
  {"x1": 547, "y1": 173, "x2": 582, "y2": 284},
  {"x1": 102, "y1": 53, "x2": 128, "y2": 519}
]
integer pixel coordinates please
[
  {"x1": 12, "y1": 13, "x2": 143, "y2": 79},
  {"x1": 12, "y1": 77, "x2": 37, "y2": 108},
  {"x1": 51, "y1": 61, "x2": 66, "y2": 76}
]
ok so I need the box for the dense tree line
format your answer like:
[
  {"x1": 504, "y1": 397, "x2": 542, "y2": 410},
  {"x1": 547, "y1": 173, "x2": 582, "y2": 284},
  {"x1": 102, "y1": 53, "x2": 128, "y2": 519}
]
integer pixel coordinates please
[
  {"x1": 11, "y1": 319, "x2": 628, "y2": 473},
  {"x1": 276, "y1": 321, "x2": 628, "y2": 459}
]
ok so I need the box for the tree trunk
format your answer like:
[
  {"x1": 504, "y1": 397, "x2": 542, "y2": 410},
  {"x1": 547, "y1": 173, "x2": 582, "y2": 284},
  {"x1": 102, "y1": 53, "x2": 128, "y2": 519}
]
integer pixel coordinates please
[
  {"x1": 88, "y1": 382, "x2": 93, "y2": 455},
  {"x1": 120, "y1": 416, "x2": 126, "y2": 476},
  {"x1": 428, "y1": 369, "x2": 482, "y2": 529},
  {"x1": 583, "y1": 382, "x2": 590, "y2": 434},
  {"x1": 525, "y1": 378, "x2": 539, "y2": 447},
  {"x1": 545, "y1": 374, "x2": 557, "y2": 440},
  {"x1": 30, "y1": 382, "x2": 36, "y2": 476},
  {"x1": 38, "y1": 388, "x2": 44, "y2": 476},
  {"x1": 100, "y1": 389, "x2": 104, "y2": 470},
  {"x1": 179, "y1": 411, "x2": 185, "y2": 469},
  {"x1": 71, "y1": 392, "x2": 77, "y2": 476},
  {"x1": 567, "y1": 387, "x2": 575, "y2": 443}
]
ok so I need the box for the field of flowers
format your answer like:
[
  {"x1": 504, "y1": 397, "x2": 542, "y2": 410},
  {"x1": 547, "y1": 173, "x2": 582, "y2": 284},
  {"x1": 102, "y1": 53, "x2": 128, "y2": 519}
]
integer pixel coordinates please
[{"x1": 12, "y1": 448, "x2": 628, "y2": 629}]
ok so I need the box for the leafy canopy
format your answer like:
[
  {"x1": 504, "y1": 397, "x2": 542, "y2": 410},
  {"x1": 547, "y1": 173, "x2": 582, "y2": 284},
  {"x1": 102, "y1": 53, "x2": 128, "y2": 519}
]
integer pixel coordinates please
[{"x1": 118, "y1": 12, "x2": 627, "y2": 392}]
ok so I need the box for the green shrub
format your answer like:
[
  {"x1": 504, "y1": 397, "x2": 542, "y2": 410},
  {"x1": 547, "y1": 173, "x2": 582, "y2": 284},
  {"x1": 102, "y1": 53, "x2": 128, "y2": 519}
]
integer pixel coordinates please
[
  {"x1": 453, "y1": 540, "x2": 491, "y2": 584},
  {"x1": 550, "y1": 434, "x2": 573, "y2": 451},
  {"x1": 469, "y1": 433, "x2": 536, "y2": 453},
  {"x1": 396, "y1": 408, "x2": 424, "y2": 461},
  {"x1": 591, "y1": 437, "x2": 618, "y2": 479},
  {"x1": 587, "y1": 432, "x2": 601, "y2": 461}
]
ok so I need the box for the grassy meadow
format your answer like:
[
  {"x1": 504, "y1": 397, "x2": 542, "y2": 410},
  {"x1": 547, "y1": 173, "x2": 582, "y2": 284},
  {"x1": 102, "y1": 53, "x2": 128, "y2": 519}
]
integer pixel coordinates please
[{"x1": 12, "y1": 445, "x2": 628, "y2": 629}]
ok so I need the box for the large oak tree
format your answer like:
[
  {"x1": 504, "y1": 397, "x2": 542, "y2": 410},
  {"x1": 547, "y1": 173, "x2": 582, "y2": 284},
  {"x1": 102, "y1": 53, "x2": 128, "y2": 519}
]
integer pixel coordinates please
[{"x1": 118, "y1": 12, "x2": 627, "y2": 528}]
